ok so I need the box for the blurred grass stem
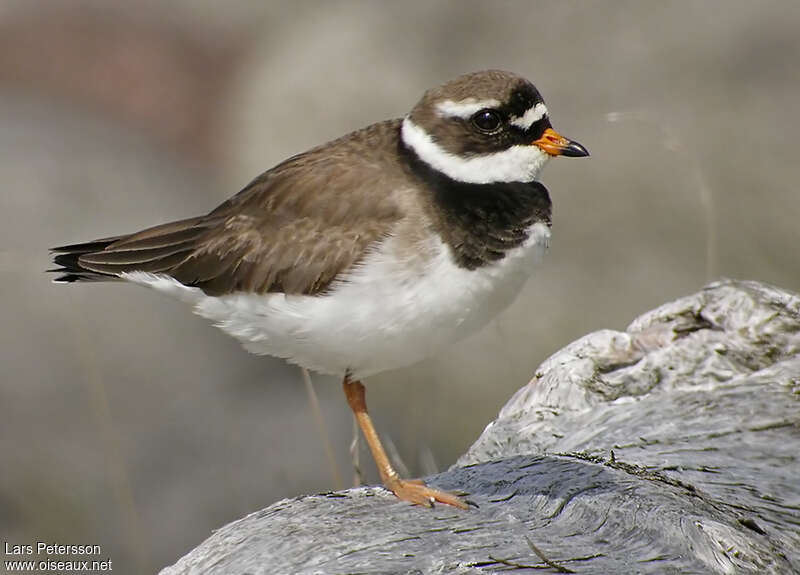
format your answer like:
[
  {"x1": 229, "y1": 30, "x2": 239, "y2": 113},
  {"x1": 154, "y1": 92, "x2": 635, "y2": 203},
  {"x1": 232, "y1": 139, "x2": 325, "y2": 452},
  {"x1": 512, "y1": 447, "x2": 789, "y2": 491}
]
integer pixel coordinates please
[{"x1": 300, "y1": 367, "x2": 343, "y2": 490}]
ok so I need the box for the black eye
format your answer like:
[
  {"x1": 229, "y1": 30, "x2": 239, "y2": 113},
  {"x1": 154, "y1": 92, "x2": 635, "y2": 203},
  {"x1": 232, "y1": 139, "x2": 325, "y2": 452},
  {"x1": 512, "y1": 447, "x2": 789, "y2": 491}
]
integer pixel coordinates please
[{"x1": 471, "y1": 109, "x2": 502, "y2": 133}]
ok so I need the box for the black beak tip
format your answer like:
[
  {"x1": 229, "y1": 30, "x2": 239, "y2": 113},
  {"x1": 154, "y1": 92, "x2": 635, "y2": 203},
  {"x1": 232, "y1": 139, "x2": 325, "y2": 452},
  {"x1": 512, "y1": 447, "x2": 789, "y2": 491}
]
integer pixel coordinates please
[{"x1": 563, "y1": 140, "x2": 590, "y2": 158}]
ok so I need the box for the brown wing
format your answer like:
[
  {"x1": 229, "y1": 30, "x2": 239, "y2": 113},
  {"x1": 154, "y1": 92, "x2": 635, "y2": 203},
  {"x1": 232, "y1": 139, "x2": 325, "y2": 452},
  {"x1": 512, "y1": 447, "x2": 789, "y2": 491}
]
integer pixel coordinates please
[{"x1": 51, "y1": 121, "x2": 405, "y2": 296}]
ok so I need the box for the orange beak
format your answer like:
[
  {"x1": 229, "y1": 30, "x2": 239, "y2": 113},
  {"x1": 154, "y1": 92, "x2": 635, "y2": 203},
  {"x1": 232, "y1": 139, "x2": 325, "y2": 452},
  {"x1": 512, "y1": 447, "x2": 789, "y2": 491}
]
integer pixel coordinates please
[{"x1": 533, "y1": 128, "x2": 589, "y2": 157}]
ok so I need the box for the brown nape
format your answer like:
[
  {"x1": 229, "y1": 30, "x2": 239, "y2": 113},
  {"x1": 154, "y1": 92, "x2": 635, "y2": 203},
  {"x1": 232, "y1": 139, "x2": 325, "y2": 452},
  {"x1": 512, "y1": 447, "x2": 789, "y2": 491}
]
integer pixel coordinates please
[{"x1": 342, "y1": 375, "x2": 469, "y2": 509}]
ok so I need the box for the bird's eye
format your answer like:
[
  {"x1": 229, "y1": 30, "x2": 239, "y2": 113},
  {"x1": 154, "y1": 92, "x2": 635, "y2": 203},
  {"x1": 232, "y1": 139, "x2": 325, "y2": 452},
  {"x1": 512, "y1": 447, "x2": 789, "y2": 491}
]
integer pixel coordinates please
[{"x1": 471, "y1": 109, "x2": 502, "y2": 133}]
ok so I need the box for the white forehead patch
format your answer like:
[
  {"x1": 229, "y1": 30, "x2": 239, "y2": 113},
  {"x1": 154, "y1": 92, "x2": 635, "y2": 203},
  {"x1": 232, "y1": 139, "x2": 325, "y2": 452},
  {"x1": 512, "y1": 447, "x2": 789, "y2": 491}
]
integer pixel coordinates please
[
  {"x1": 435, "y1": 98, "x2": 502, "y2": 119},
  {"x1": 401, "y1": 117, "x2": 550, "y2": 184},
  {"x1": 509, "y1": 103, "x2": 548, "y2": 130}
]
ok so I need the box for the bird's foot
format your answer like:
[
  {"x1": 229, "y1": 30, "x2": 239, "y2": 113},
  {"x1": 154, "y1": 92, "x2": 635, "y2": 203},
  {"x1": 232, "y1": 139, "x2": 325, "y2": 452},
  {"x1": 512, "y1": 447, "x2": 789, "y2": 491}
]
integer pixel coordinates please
[{"x1": 385, "y1": 477, "x2": 469, "y2": 509}]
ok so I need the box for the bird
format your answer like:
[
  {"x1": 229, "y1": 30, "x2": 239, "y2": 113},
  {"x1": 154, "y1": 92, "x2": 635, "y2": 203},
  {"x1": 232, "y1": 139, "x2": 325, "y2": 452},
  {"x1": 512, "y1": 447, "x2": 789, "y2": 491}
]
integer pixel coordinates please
[{"x1": 50, "y1": 69, "x2": 588, "y2": 509}]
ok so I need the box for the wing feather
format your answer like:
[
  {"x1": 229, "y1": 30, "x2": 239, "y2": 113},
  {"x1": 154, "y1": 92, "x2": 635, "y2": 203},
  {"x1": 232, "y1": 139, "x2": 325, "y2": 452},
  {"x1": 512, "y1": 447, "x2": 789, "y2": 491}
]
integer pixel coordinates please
[{"x1": 50, "y1": 120, "x2": 405, "y2": 296}]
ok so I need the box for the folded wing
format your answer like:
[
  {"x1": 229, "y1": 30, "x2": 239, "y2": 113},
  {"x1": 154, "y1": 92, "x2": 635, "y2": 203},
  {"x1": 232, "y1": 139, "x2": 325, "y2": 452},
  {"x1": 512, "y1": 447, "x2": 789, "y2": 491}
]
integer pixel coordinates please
[{"x1": 51, "y1": 124, "x2": 404, "y2": 296}]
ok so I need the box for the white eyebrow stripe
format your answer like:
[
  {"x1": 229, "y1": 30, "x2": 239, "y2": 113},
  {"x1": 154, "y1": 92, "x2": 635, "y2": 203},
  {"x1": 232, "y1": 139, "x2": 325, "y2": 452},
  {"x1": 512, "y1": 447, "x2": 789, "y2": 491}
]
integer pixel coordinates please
[
  {"x1": 510, "y1": 103, "x2": 549, "y2": 129},
  {"x1": 435, "y1": 98, "x2": 502, "y2": 119}
]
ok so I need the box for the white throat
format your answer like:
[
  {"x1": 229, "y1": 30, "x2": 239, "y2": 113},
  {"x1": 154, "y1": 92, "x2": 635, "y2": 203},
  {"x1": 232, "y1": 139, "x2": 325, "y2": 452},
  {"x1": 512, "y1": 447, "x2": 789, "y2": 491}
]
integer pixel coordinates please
[{"x1": 401, "y1": 117, "x2": 550, "y2": 184}]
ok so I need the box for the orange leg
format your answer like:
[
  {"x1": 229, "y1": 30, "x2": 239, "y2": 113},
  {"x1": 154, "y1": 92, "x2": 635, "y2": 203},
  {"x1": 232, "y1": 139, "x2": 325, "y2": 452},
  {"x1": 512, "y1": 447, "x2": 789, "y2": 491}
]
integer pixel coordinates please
[{"x1": 342, "y1": 374, "x2": 468, "y2": 509}]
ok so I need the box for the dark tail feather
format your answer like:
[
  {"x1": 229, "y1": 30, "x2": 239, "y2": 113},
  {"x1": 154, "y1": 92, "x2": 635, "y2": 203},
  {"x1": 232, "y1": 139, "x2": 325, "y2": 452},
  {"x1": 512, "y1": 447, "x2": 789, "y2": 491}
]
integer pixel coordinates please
[
  {"x1": 49, "y1": 236, "x2": 126, "y2": 283},
  {"x1": 49, "y1": 216, "x2": 211, "y2": 284}
]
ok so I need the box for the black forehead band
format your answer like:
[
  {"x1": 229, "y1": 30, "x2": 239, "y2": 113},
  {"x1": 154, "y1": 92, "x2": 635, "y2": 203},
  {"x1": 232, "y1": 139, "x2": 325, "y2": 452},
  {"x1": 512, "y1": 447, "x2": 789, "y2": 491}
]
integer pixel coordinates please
[{"x1": 499, "y1": 83, "x2": 545, "y2": 119}]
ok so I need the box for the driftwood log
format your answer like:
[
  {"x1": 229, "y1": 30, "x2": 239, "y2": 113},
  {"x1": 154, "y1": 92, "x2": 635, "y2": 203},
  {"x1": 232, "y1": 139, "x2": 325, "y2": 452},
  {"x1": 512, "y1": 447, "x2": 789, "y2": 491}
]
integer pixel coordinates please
[{"x1": 161, "y1": 279, "x2": 800, "y2": 574}]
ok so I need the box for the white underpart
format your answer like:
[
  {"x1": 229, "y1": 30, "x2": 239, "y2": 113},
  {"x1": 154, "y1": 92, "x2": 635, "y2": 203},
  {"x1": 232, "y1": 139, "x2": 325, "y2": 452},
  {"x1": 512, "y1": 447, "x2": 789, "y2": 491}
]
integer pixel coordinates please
[
  {"x1": 401, "y1": 118, "x2": 550, "y2": 184},
  {"x1": 435, "y1": 98, "x2": 502, "y2": 119},
  {"x1": 121, "y1": 222, "x2": 551, "y2": 379},
  {"x1": 509, "y1": 103, "x2": 548, "y2": 129}
]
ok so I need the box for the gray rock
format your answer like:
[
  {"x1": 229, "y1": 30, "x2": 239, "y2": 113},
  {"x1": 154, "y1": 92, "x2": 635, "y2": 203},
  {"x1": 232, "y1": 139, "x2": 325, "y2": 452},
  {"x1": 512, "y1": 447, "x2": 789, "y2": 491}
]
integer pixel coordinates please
[{"x1": 161, "y1": 280, "x2": 800, "y2": 574}]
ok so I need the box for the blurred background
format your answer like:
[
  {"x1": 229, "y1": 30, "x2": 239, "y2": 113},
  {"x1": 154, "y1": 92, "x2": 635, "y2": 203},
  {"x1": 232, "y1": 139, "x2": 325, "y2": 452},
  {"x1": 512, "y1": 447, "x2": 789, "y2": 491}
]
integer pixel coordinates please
[{"x1": 1, "y1": 0, "x2": 798, "y2": 571}]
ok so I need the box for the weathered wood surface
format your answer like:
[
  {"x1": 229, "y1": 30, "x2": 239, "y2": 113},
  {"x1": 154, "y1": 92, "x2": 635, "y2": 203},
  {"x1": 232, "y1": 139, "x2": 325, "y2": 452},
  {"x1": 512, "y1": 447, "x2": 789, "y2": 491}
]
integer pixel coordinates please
[{"x1": 161, "y1": 280, "x2": 800, "y2": 574}]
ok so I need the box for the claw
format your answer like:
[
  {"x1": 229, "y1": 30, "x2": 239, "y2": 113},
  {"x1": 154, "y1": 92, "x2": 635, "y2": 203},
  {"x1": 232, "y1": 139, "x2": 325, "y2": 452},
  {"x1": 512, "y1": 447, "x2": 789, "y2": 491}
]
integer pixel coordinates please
[{"x1": 387, "y1": 478, "x2": 469, "y2": 509}]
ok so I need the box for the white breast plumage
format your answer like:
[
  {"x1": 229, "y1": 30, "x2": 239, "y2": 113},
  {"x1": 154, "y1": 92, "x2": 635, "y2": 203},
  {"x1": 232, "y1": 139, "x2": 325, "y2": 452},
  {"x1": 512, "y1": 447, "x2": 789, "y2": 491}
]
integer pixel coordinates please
[{"x1": 122, "y1": 221, "x2": 551, "y2": 378}]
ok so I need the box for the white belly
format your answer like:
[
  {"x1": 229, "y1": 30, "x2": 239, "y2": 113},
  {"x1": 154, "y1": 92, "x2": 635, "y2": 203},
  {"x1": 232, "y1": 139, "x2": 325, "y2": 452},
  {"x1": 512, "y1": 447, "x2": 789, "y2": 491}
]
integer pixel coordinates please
[{"x1": 123, "y1": 222, "x2": 550, "y2": 379}]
